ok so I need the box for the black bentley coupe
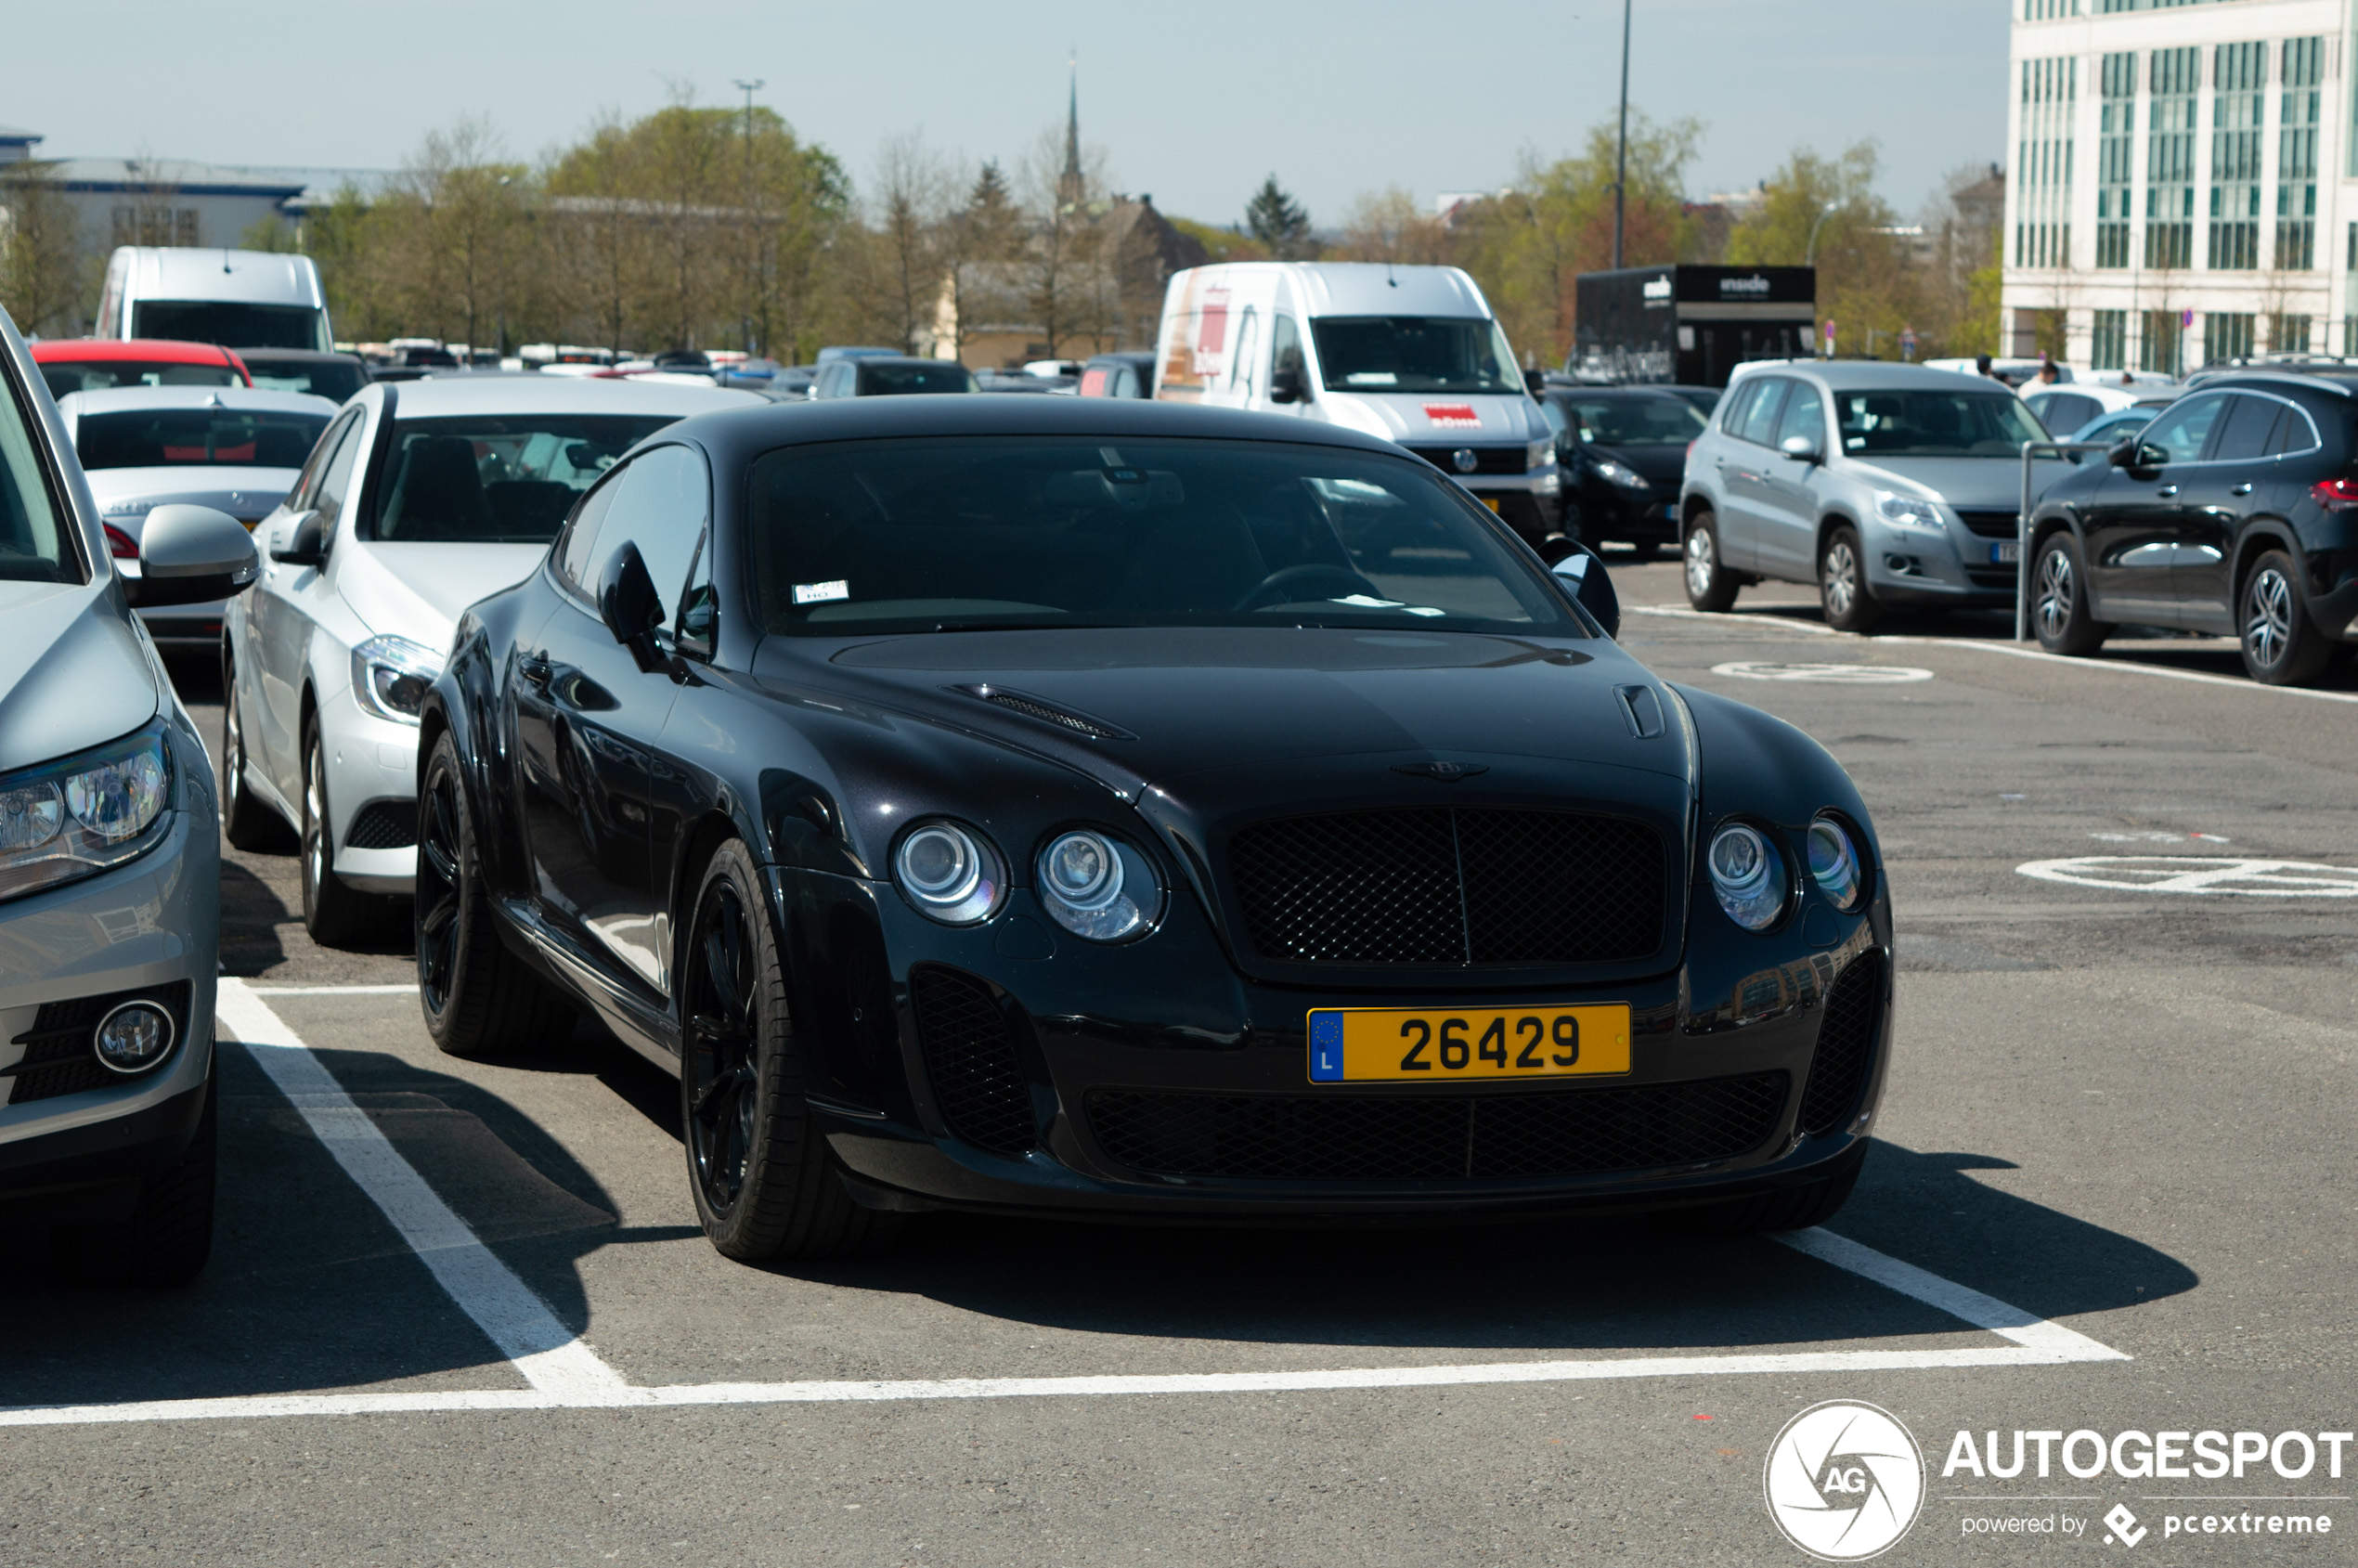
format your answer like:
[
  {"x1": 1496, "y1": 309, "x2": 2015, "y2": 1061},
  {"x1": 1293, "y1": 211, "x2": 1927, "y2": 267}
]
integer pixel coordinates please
[{"x1": 416, "y1": 397, "x2": 1892, "y2": 1261}]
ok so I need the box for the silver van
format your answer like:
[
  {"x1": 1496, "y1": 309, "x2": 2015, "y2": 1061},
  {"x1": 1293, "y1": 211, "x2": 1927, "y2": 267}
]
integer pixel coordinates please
[
  {"x1": 1678, "y1": 361, "x2": 2052, "y2": 630},
  {"x1": 94, "y1": 247, "x2": 334, "y2": 353}
]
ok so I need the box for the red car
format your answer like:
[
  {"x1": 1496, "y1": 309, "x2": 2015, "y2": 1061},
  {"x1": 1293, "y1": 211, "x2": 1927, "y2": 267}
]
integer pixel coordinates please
[{"x1": 32, "y1": 338, "x2": 252, "y2": 402}]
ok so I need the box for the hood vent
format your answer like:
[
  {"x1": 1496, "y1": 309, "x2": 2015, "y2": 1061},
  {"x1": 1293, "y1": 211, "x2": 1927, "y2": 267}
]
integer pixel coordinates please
[{"x1": 952, "y1": 683, "x2": 1134, "y2": 741}]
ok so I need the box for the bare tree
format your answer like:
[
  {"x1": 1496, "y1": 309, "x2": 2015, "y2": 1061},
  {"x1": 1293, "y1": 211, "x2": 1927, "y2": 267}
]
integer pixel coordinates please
[
  {"x1": 0, "y1": 162, "x2": 85, "y2": 336},
  {"x1": 864, "y1": 134, "x2": 956, "y2": 354},
  {"x1": 1336, "y1": 188, "x2": 1449, "y2": 266},
  {"x1": 1017, "y1": 124, "x2": 1112, "y2": 358}
]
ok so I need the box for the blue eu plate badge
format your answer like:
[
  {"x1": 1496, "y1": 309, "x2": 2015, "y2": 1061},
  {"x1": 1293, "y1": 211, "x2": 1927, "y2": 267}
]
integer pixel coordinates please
[{"x1": 1309, "y1": 1012, "x2": 1346, "y2": 1082}]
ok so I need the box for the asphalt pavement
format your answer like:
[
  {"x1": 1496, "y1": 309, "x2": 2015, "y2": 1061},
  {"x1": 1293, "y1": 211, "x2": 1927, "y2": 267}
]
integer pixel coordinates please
[{"x1": 2, "y1": 571, "x2": 2352, "y2": 1566}]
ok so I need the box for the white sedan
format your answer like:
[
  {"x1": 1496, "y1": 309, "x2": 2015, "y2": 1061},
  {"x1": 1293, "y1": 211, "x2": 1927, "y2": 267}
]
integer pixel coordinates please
[{"x1": 222, "y1": 374, "x2": 759, "y2": 946}]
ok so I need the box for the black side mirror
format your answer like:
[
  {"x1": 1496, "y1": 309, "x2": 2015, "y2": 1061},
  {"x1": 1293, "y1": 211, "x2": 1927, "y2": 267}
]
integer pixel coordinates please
[
  {"x1": 598, "y1": 541, "x2": 666, "y2": 673},
  {"x1": 1270, "y1": 365, "x2": 1308, "y2": 405},
  {"x1": 1549, "y1": 542, "x2": 1620, "y2": 640},
  {"x1": 1523, "y1": 367, "x2": 1548, "y2": 396},
  {"x1": 269, "y1": 509, "x2": 326, "y2": 567},
  {"x1": 2107, "y1": 436, "x2": 2141, "y2": 470}
]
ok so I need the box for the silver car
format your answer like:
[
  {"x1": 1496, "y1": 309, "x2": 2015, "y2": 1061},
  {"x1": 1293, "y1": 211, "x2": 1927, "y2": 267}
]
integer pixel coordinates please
[
  {"x1": 1678, "y1": 361, "x2": 2054, "y2": 630},
  {"x1": 222, "y1": 374, "x2": 758, "y2": 946},
  {"x1": 0, "y1": 308, "x2": 258, "y2": 1284}
]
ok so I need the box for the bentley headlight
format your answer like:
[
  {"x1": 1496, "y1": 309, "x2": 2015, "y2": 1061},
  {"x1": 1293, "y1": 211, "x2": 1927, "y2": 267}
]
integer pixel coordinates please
[
  {"x1": 0, "y1": 722, "x2": 175, "y2": 903},
  {"x1": 894, "y1": 820, "x2": 1004, "y2": 926},
  {"x1": 1707, "y1": 822, "x2": 1787, "y2": 932},
  {"x1": 1874, "y1": 491, "x2": 1946, "y2": 532},
  {"x1": 1036, "y1": 829, "x2": 1163, "y2": 942},
  {"x1": 351, "y1": 636, "x2": 445, "y2": 726},
  {"x1": 1807, "y1": 818, "x2": 1865, "y2": 911}
]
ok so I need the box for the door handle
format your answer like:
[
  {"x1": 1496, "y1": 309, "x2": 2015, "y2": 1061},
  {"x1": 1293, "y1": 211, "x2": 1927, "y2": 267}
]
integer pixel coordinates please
[
  {"x1": 2230, "y1": 483, "x2": 2254, "y2": 497},
  {"x1": 519, "y1": 654, "x2": 553, "y2": 690},
  {"x1": 2156, "y1": 485, "x2": 2179, "y2": 498}
]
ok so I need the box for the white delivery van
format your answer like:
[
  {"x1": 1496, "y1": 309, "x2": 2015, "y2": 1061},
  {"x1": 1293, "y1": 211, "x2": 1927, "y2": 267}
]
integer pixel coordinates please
[
  {"x1": 94, "y1": 247, "x2": 334, "y2": 352},
  {"x1": 1153, "y1": 262, "x2": 1563, "y2": 546}
]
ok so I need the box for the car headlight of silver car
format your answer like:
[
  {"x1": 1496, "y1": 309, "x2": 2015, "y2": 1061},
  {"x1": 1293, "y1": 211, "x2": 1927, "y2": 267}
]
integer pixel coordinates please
[
  {"x1": 1035, "y1": 829, "x2": 1163, "y2": 941},
  {"x1": 1873, "y1": 491, "x2": 1947, "y2": 532},
  {"x1": 351, "y1": 636, "x2": 445, "y2": 725},
  {"x1": 1807, "y1": 816, "x2": 1866, "y2": 912},
  {"x1": 0, "y1": 722, "x2": 175, "y2": 903},
  {"x1": 1592, "y1": 457, "x2": 1650, "y2": 490},
  {"x1": 1706, "y1": 821, "x2": 1788, "y2": 932},
  {"x1": 894, "y1": 820, "x2": 1006, "y2": 926}
]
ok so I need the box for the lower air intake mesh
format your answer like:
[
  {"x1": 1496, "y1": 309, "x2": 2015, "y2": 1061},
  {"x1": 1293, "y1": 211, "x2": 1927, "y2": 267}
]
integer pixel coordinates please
[
  {"x1": 1798, "y1": 951, "x2": 1883, "y2": 1135},
  {"x1": 910, "y1": 965, "x2": 1036, "y2": 1156}
]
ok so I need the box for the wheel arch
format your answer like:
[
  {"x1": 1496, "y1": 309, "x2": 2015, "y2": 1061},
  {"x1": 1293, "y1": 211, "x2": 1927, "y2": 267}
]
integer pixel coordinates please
[
  {"x1": 2026, "y1": 503, "x2": 2081, "y2": 560},
  {"x1": 2231, "y1": 519, "x2": 2303, "y2": 597},
  {"x1": 1814, "y1": 510, "x2": 1862, "y2": 564}
]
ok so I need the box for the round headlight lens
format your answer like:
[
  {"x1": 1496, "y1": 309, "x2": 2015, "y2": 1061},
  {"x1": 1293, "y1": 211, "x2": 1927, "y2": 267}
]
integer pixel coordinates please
[
  {"x1": 95, "y1": 1000, "x2": 175, "y2": 1074},
  {"x1": 1707, "y1": 822, "x2": 1787, "y2": 931},
  {"x1": 894, "y1": 821, "x2": 1004, "y2": 925},
  {"x1": 63, "y1": 745, "x2": 169, "y2": 842},
  {"x1": 1036, "y1": 830, "x2": 1163, "y2": 941},
  {"x1": 1807, "y1": 819, "x2": 1864, "y2": 911}
]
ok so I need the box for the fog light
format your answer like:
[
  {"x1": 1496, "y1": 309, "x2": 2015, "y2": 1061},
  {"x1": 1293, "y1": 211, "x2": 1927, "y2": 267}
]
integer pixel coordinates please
[{"x1": 94, "y1": 1000, "x2": 175, "y2": 1074}]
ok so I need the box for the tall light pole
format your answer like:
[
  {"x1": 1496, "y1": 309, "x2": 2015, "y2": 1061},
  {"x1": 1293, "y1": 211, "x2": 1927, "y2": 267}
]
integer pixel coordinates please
[
  {"x1": 733, "y1": 78, "x2": 765, "y2": 356},
  {"x1": 1612, "y1": 0, "x2": 1631, "y2": 269},
  {"x1": 1804, "y1": 201, "x2": 1840, "y2": 266}
]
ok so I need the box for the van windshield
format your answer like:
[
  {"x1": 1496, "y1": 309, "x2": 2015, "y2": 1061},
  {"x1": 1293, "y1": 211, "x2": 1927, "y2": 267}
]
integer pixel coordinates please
[
  {"x1": 1312, "y1": 317, "x2": 1523, "y2": 395},
  {"x1": 132, "y1": 301, "x2": 327, "y2": 351}
]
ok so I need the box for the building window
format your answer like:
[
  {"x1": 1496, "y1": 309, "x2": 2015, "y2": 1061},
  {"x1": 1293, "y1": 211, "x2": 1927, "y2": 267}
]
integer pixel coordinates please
[
  {"x1": 2015, "y1": 57, "x2": 2077, "y2": 268},
  {"x1": 2096, "y1": 53, "x2": 2137, "y2": 268},
  {"x1": 2208, "y1": 43, "x2": 2265, "y2": 271},
  {"x1": 2140, "y1": 310, "x2": 2183, "y2": 375},
  {"x1": 2344, "y1": 317, "x2": 2358, "y2": 356},
  {"x1": 2271, "y1": 314, "x2": 2312, "y2": 353},
  {"x1": 2091, "y1": 309, "x2": 2128, "y2": 369},
  {"x1": 2024, "y1": 0, "x2": 2081, "y2": 16},
  {"x1": 2204, "y1": 312, "x2": 2255, "y2": 364},
  {"x1": 2145, "y1": 47, "x2": 2198, "y2": 269},
  {"x1": 109, "y1": 205, "x2": 200, "y2": 247},
  {"x1": 2276, "y1": 37, "x2": 2323, "y2": 270}
]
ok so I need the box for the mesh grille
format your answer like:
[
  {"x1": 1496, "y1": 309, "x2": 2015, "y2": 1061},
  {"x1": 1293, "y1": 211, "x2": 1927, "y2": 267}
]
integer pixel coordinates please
[
  {"x1": 344, "y1": 799, "x2": 420, "y2": 850},
  {"x1": 1228, "y1": 809, "x2": 1665, "y2": 965},
  {"x1": 1086, "y1": 1072, "x2": 1786, "y2": 1182},
  {"x1": 909, "y1": 965, "x2": 1036, "y2": 1155},
  {"x1": 1799, "y1": 951, "x2": 1883, "y2": 1135},
  {"x1": 6, "y1": 981, "x2": 191, "y2": 1106},
  {"x1": 1404, "y1": 446, "x2": 1527, "y2": 476},
  {"x1": 958, "y1": 685, "x2": 1130, "y2": 740},
  {"x1": 1954, "y1": 510, "x2": 2021, "y2": 539}
]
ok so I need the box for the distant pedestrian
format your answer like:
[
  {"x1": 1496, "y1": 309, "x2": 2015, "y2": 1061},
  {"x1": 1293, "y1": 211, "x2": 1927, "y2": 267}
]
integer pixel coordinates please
[
  {"x1": 1975, "y1": 354, "x2": 1999, "y2": 381},
  {"x1": 2034, "y1": 356, "x2": 2060, "y2": 385}
]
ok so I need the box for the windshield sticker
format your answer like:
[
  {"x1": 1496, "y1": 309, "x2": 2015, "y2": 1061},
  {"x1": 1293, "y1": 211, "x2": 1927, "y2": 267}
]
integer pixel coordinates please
[
  {"x1": 1344, "y1": 371, "x2": 1399, "y2": 386},
  {"x1": 1423, "y1": 403, "x2": 1480, "y2": 427},
  {"x1": 1330, "y1": 594, "x2": 1446, "y2": 617},
  {"x1": 793, "y1": 579, "x2": 850, "y2": 605}
]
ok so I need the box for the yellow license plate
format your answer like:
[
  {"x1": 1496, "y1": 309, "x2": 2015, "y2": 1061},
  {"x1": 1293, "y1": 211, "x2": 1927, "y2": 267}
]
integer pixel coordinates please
[
  {"x1": 1482, "y1": 497, "x2": 1502, "y2": 512},
  {"x1": 1307, "y1": 1005, "x2": 1631, "y2": 1082}
]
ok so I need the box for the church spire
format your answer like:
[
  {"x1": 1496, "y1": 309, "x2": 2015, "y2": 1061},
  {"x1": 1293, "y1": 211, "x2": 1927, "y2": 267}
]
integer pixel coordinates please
[{"x1": 1058, "y1": 50, "x2": 1084, "y2": 209}]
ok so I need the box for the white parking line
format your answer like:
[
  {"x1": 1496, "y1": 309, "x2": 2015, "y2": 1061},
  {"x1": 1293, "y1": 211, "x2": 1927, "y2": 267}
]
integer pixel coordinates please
[
  {"x1": 244, "y1": 983, "x2": 421, "y2": 995},
  {"x1": 0, "y1": 987, "x2": 2129, "y2": 1428}
]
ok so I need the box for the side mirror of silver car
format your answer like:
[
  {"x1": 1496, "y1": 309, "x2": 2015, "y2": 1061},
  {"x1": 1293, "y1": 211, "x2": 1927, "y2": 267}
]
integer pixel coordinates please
[
  {"x1": 1779, "y1": 433, "x2": 1822, "y2": 464},
  {"x1": 131, "y1": 504, "x2": 259, "y2": 608}
]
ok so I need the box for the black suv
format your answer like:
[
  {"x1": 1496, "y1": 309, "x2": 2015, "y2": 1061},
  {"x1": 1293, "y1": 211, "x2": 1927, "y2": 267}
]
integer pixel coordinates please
[{"x1": 2026, "y1": 371, "x2": 2358, "y2": 685}]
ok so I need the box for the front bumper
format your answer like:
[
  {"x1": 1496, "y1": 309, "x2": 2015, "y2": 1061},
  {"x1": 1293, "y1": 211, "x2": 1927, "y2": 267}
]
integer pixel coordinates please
[
  {"x1": 778, "y1": 866, "x2": 1894, "y2": 1221},
  {"x1": 1577, "y1": 476, "x2": 1680, "y2": 543},
  {"x1": 1863, "y1": 520, "x2": 2018, "y2": 607},
  {"x1": 320, "y1": 679, "x2": 421, "y2": 895}
]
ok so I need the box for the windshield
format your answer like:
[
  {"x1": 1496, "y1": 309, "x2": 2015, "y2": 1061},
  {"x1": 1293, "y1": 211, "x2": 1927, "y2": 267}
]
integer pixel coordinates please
[
  {"x1": 1833, "y1": 389, "x2": 2048, "y2": 458},
  {"x1": 0, "y1": 369, "x2": 74, "y2": 585},
  {"x1": 859, "y1": 361, "x2": 978, "y2": 395},
  {"x1": 1552, "y1": 395, "x2": 1709, "y2": 447},
  {"x1": 74, "y1": 408, "x2": 330, "y2": 471},
  {"x1": 132, "y1": 300, "x2": 327, "y2": 351},
  {"x1": 41, "y1": 361, "x2": 240, "y2": 400},
  {"x1": 748, "y1": 437, "x2": 1579, "y2": 637},
  {"x1": 369, "y1": 414, "x2": 682, "y2": 542},
  {"x1": 1311, "y1": 317, "x2": 1523, "y2": 395},
  {"x1": 243, "y1": 356, "x2": 368, "y2": 402}
]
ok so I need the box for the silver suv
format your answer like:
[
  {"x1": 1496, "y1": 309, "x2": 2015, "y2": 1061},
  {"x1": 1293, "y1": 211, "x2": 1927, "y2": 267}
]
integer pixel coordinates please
[
  {"x1": 1678, "y1": 361, "x2": 2051, "y2": 630},
  {"x1": 0, "y1": 307, "x2": 256, "y2": 1284}
]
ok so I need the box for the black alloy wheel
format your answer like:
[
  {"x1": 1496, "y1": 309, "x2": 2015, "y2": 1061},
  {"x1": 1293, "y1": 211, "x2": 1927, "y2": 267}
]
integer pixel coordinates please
[
  {"x1": 1817, "y1": 525, "x2": 1883, "y2": 634},
  {"x1": 2030, "y1": 532, "x2": 2111, "y2": 655},
  {"x1": 416, "y1": 731, "x2": 576, "y2": 1058},
  {"x1": 680, "y1": 839, "x2": 900, "y2": 1262},
  {"x1": 2238, "y1": 550, "x2": 2334, "y2": 686},
  {"x1": 220, "y1": 654, "x2": 293, "y2": 852},
  {"x1": 1683, "y1": 509, "x2": 1738, "y2": 613}
]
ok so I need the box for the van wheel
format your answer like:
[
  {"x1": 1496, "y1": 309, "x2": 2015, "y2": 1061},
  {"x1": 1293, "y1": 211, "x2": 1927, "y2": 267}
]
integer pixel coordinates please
[
  {"x1": 300, "y1": 726, "x2": 402, "y2": 949},
  {"x1": 417, "y1": 731, "x2": 577, "y2": 1058},
  {"x1": 2030, "y1": 533, "x2": 2110, "y2": 655},
  {"x1": 1683, "y1": 511, "x2": 1738, "y2": 613},
  {"x1": 1818, "y1": 525, "x2": 1883, "y2": 633},
  {"x1": 220, "y1": 655, "x2": 294, "y2": 852},
  {"x1": 2239, "y1": 551, "x2": 2334, "y2": 686},
  {"x1": 53, "y1": 1069, "x2": 216, "y2": 1286}
]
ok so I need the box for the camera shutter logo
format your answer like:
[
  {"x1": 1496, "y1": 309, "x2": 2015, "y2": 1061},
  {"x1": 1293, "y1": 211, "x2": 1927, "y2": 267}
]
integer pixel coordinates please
[{"x1": 1764, "y1": 1400, "x2": 1925, "y2": 1560}]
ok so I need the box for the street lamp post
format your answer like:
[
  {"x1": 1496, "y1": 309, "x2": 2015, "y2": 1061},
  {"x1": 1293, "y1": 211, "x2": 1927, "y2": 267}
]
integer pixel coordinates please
[
  {"x1": 1804, "y1": 201, "x2": 1840, "y2": 266},
  {"x1": 1611, "y1": 0, "x2": 1631, "y2": 269},
  {"x1": 733, "y1": 77, "x2": 765, "y2": 357}
]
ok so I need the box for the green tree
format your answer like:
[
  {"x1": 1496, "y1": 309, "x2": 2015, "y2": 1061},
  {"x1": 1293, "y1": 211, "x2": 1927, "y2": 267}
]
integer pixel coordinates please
[
  {"x1": 0, "y1": 162, "x2": 86, "y2": 337},
  {"x1": 1726, "y1": 141, "x2": 1925, "y2": 359},
  {"x1": 1243, "y1": 175, "x2": 1314, "y2": 259}
]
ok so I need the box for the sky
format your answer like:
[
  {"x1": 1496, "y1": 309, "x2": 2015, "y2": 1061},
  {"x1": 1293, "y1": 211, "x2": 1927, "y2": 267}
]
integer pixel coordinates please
[{"x1": 12, "y1": 0, "x2": 2007, "y2": 227}]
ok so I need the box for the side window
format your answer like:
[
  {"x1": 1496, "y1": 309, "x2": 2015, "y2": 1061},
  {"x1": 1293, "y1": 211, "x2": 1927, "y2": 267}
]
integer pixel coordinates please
[
  {"x1": 1773, "y1": 382, "x2": 1825, "y2": 448},
  {"x1": 1734, "y1": 379, "x2": 1790, "y2": 447},
  {"x1": 568, "y1": 445, "x2": 711, "y2": 619},
  {"x1": 1717, "y1": 380, "x2": 1760, "y2": 434},
  {"x1": 2267, "y1": 400, "x2": 2321, "y2": 456},
  {"x1": 290, "y1": 409, "x2": 358, "y2": 512},
  {"x1": 2209, "y1": 395, "x2": 2281, "y2": 462},
  {"x1": 555, "y1": 470, "x2": 626, "y2": 594},
  {"x1": 311, "y1": 415, "x2": 366, "y2": 529},
  {"x1": 1272, "y1": 315, "x2": 1305, "y2": 382},
  {"x1": 2135, "y1": 394, "x2": 2227, "y2": 465},
  {"x1": 675, "y1": 531, "x2": 717, "y2": 656}
]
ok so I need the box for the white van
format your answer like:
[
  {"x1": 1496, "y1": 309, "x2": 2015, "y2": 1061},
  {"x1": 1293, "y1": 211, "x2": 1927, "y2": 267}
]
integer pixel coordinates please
[
  {"x1": 94, "y1": 247, "x2": 334, "y2": 353},
  {"x1": 1153, "y1": 262, "x2": 1562, "y2": 545}
]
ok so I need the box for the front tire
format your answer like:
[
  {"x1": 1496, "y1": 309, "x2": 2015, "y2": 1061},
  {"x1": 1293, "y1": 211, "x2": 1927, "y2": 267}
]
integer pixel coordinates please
[
  {"x1": 2030, "y1": 532, "x2": 2110, "y2": 655},
  {"x1": 300, "y1": 724, "x2": 401, "y2": 948},
  {"x1": 53, "y1": 1069, "x2": 217, "y2": 1286},
  {"x1": 2239, "y1": 550, "x2": 2333, "y2": 686},
  {"x1": 416, "y1": 731, "x2": 577, "y2": 1059},
  {"x1": 681, "y1": 840, "x2": 899, "y2": 1263},
  {"x1": 220, "y1": 654, "x2": 294, "y2": 852},
  {"x1": 1683, "y1": 510, "x2": 1739, "y2": 613},
  {"x1": 1818, "y1": 525, "x2": 1883, "y2": 633}
]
